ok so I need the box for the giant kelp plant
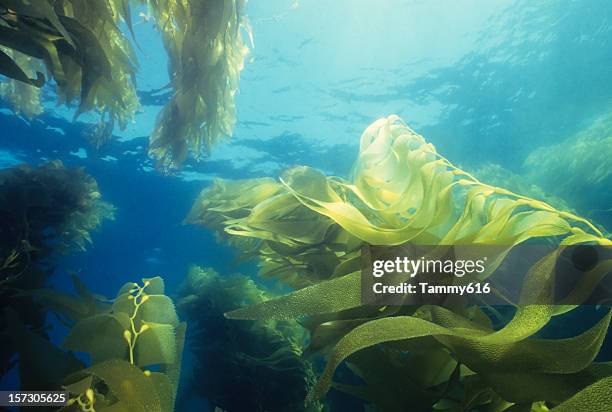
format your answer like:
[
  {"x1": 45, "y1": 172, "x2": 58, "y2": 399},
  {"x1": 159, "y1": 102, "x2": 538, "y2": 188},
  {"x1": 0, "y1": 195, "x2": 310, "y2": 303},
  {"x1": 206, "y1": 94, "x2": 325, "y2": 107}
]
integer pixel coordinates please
[
  {"x1": 0, "y1": 160, "x2": 113, "y2": 381},
  {"x1": 10, "y1": 275, "x2": 185, "y2": 412},
  {"x1": 0, "y1": 0, "x2": 248, "y2": 167},
  {"x1": 176, "y1": 265, "x2": 320, "y2": 412},
  {"x1": 524, "y1": 110, "x2": 612, "y2": 227},
  {"x1": 187, "y1": 115, "x2": 612, "y2": 411}
]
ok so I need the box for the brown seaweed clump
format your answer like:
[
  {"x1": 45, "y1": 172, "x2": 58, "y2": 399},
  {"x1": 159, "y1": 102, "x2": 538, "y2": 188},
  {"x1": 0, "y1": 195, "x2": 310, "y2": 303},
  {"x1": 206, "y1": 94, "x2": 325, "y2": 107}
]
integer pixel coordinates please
[
  {"x1": 176, "y1": 265, "x2": 321, "y2": 412},
  {"x1": 0, "y1": 160, "x2": 113, "y2": 380}
]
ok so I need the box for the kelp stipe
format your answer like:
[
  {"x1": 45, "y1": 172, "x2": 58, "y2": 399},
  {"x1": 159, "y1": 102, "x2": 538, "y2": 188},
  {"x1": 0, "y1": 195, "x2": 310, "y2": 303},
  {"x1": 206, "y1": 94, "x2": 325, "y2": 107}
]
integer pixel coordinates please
[
  {"x1": 187, "y1": 116, "x2": 612, "y2": 410},
  {"x1": 11, "y1": 275, "x2": 185, "y2": 412}
]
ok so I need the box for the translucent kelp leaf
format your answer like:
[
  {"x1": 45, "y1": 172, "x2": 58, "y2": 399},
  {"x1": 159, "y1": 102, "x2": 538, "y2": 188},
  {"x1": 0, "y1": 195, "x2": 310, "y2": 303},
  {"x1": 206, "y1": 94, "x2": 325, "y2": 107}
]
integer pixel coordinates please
[
  {"x1": 144, "y1": 0, "x2": 250, "y2": 167},
  {"x1": 335, "y1": 346, "x2": 455, "y2": 411},
  {"x1": 147, "y1": 372, "x2": 174, "y2": 412},
  {"x1": 116, "y1": 282, "x2": 138, "y2": 297},
  {"x1": 140, "y1": 295, "x2": 179, "y2": 326},
  {"x1": 113, "y1": 293, "x2": 179, "y2": 327},
  {"x1": 63, "y1": 313, "x2": 130, "y2": 363},
  {"x1": 135, "y1": 322, "x2": 177, "y2": 367},
  {"x1": 79, "y1": 359, "x2": 164, "y2": 412},
  {"x1": 142, "y1": 277, "x2": 165, "y2": 295},
  {"x1": 306, "y1": 309, "x2": 611, "y2": 403},
  {"x1": 550, "y1": 376, "x2": 612, "y2": 411},
  {"x1": 164, "y1": 321, "x2": 186, "y2": 409},
  {"x1": 226, "y1": 271, "x2": 362, "y2": 320},
  {"x1": 482, "y1": 363, "x2": 612, "y2": 405}
]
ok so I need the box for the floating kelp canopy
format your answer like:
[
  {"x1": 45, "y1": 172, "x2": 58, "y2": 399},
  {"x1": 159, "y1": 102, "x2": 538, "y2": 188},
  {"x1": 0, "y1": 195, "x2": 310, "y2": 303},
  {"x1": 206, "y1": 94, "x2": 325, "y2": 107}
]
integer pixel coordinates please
[
  {"x1": 0, "y1": 0, "x2": 248, "y2": 167},
  {"x1": 187, "y1": 116, "x2": 612, "y2": 410}
]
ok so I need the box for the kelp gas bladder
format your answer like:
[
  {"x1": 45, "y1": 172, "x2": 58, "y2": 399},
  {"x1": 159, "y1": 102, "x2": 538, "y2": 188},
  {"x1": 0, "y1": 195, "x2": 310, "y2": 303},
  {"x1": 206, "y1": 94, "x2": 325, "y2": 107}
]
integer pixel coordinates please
[
  {"x1": 187, "y1": 115, "x2": 612, "y2": 411},
  {"x1": 0, "y1": 0, "x2": 249, "y2": 167}
]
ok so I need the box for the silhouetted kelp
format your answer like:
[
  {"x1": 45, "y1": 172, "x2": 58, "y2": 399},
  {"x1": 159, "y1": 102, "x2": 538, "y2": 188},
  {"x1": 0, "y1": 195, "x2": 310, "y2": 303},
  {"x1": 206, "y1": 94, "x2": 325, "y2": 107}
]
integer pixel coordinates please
[
  {"x1": 176, "y1": 265, "x2": 320, "y2": 412},
  {"x1": 0, "y1": 161, "x2": 113, "y2": 382},
  {"x1": 187, "y1": 116, "x2": 612, "y2": 411}
]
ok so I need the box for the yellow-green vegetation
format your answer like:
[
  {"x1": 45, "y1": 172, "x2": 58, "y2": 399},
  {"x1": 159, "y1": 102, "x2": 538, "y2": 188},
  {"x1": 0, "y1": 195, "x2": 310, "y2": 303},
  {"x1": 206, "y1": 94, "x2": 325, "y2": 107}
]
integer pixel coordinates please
[
  {"x1": 145, "y1": 0, "x2": 249, "y2": 167},
  {"x1": 0, "y1": 0, "x2": 138, "y2": 141},
  {"x1": 14, "y1": 275, "x2": 185, "y2": 412},
  {"x1": 186, "y1": 115, "x2": 612, "y2": 411},
  {"x1": 0, "y1": 48, "x2": 43, "y2": 117},
  {"x1": 176, "y1": 265, "x2": 321, "y2": 412},
  {"x1": 0, "y1": 0, "x2": 248, "y2": 165}
]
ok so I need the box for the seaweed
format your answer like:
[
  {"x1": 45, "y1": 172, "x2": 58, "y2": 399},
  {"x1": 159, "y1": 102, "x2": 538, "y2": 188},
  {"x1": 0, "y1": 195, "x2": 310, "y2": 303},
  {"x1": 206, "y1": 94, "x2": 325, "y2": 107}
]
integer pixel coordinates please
[
  {"x1": 0, "y1": 0, "x2": 249, "y2": 166},
  {"x1": 144, "y1": 0, "x2": 249, "y2": 168},
  {"x1": 525, "y1": 110, "x2": 612, "y2": 227},
  {"x1": 469, "y1": 162, "x2": 573, "y2": 213},
  {"x1": 0, "y1": 47, "x2": 43, "y2": 117},
  {"x1": 0, "y1": 0, "x2": 138, "y2": 141},
  {"x1": 176, "y1": 265, "x2": 320, "y2": 411},
  {"x1": 187, "y1": 115, "x2": 612, "y2": 410},
  {"x1": 0, "y1": 160, "x2": 114, "y2": 285},
  {"x1": 0, "y1": 160, "x2": 113, "y2": 380},
  {"x1": 11, "y1": 275, "x2": 185, "y2": 412}
]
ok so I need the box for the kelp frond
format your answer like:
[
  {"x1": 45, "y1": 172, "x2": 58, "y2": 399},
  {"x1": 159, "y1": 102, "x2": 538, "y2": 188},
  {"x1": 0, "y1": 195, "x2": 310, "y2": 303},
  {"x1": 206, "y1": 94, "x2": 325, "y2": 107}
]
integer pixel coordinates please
[
  {"x1": 0, "y1": 0, "x2": 139, "y2": 141},
  {"x1": 144, "y1": 0, "x2": 249, "y2": 168},
  {"x1": 0, "y1": 47, "x2": 43, "y2": 117}
]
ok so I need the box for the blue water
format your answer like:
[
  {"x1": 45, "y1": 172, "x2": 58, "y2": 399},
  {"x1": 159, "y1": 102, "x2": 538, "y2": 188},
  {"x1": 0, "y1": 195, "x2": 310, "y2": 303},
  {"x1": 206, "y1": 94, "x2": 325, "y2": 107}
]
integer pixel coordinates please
[{"x1": 1, "y1": 0, "x2": 612, "y2": 410}]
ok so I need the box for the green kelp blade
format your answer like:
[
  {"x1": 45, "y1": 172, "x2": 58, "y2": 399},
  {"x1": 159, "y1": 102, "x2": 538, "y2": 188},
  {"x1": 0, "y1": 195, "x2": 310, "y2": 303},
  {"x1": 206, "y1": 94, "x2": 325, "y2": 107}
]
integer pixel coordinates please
[
  {"x1": 482, "y1": 362, "x2": 612, "y2": 404},
  {"x1": 135, "y1": 322, "x2": 177, "y2": 367},
  {"x1": 225, "y1": 271, "x2": 362, "y2": 320},
  {"x1": 305, "y1": 310, "x2": 611, "y2": 403},
  {"x1": 63, "y1": 313, "x2": 130, "y2": 364},
  {"x1": 0, "y1": 49, "x2": 45, "y2": 86},
  {"x1": 0, "y1": 0, "x2": 75, "y2": 47},
  {"x1": 550, "y1": 376, "x2": 612, "y2": 412}
]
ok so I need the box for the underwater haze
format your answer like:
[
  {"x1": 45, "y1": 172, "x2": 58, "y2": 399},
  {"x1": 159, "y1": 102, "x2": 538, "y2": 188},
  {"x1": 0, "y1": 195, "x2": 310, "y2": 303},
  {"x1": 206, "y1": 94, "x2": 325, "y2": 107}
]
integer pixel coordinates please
[{"x1": 1, "y1": 0, "x2": 612, "y2": 411}]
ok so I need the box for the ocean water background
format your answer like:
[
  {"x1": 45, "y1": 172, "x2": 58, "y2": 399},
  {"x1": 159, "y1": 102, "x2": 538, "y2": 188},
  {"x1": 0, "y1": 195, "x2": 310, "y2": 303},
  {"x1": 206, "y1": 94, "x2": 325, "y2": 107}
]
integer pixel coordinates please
[{"x1": 1, "y1": 0, "x2": 611, "y2": 408}]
